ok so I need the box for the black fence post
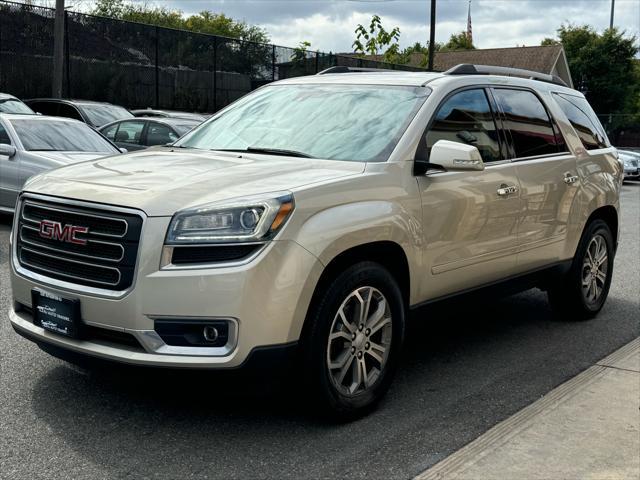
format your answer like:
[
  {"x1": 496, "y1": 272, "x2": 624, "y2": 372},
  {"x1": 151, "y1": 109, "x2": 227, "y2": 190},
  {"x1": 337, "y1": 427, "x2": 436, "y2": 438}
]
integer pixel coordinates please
[
  {"x1": 64, "y1": 10, "x2": 70, "y2": 98},
  {"x1": 154, "y1": 26, "x2": 159, "y2": 109},
  {"x1": 315, "y1": 51, "x2": 319, "y2": 73},
  {"x1": 272, "y1": 44, "x2": 276, "y2": 80},
  {"x1": 213, "y1": 35, "x2": 218, "y2": 112}
]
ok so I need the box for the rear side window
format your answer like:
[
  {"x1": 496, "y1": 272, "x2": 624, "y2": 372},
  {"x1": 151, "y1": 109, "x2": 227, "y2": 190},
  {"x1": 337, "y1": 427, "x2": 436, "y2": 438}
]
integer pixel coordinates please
[
  {"x1": 0, "y1": 123, "x2": 11, "y2": 144},
  {"x1": 28, "y1": 101, "x2": 58, "y2": 116},
  {"x1": 57, "y1": 103, "x2": 83, "y2": 121},
  {"x1": 146, "y1": 123, "x2": 178, "y2": 146},
  {"x1": 492, "y1": 89, "x2": 560, "y2": 159},
  {"x1": 424, "y1": 88, "x2": 502, "y2": 163},
  {"x1": 552, "y1": 93, "x2": 609, "y2": 150}
]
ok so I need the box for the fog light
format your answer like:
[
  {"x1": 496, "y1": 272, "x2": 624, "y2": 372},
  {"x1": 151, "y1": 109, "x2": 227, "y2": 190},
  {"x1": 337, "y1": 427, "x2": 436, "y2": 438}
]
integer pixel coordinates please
[{"x1": 203, "y1": 325, "x2": 219, "y2": 343}]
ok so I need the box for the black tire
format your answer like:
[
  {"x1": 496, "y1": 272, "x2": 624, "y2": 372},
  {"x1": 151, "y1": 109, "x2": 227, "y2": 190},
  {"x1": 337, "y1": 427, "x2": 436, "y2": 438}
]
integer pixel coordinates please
[
  {"x1": 548, "y1": 219, "x2": 614, "y2": 320},
  {"x1": 301, "y1": 261, "x2": 406, "y2": 420}
]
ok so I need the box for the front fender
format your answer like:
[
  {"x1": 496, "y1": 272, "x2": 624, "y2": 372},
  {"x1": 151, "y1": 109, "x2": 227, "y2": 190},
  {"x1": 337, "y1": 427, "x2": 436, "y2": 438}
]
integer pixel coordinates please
[{"x1": 291, "y1": 200, "x2": 423, "y2": 304}]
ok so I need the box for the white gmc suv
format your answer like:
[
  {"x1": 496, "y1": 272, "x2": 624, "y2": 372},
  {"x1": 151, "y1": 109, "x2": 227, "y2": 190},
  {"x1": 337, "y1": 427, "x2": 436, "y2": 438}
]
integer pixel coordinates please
[{"x1": 9, "y1": 65, "x2": 622, "y2": 418}]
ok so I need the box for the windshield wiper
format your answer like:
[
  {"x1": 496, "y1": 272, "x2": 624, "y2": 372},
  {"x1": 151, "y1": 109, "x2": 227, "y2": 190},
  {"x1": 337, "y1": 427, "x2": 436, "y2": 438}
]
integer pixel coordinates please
[{"x1": 212, "y1": 147, "x2": 314, "y2": 158}]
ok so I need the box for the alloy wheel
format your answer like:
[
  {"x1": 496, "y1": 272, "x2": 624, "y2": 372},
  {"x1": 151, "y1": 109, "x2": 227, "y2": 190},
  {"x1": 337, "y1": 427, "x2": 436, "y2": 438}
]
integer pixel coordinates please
[
  {"x1": 581, "y1": 234, "x2": 609, "y2": 305},
  {"x1": 326, "y1": 286, "x2": 392, "y2": 396}
]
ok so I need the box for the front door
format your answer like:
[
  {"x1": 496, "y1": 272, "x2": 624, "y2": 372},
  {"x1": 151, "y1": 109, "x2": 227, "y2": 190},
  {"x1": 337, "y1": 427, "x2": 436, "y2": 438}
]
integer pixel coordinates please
[{"x1": 416, "y1": 88, "x2": 521, "y2": 300}]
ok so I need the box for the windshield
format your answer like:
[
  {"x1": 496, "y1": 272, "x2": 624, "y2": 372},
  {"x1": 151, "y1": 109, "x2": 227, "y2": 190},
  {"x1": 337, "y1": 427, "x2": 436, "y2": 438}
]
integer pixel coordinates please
[
  {"x1": 177, "y1": 84, "x2": 429, "y2": 162},
  {"x1": 10, "y1": 119, "x2": 119, "y2": 152},
  {"x1": 0, "y1": 99, "x2": 35, "y2": 114},
  {"x1": 79, "y1": 104, "x2": 133, "y2": 126}
]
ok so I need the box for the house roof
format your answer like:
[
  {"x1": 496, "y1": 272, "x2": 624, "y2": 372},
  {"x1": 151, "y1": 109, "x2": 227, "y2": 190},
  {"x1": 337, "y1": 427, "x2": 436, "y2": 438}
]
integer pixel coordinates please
[
  {"x1": 346, "y1": 45, "x2": 572, "y2": 87},
  {"x1": 432, "y1": 45, "x2": 564, "y2": 73}
]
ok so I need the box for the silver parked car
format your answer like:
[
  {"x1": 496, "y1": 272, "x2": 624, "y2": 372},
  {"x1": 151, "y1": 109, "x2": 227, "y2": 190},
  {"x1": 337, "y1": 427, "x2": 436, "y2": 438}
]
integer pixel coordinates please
[
  {"x1": 0, "y1": 114, "x2": 121, "y2": 212},
  {"x1": 618, "y1": 149, "x2": 640, "y2": 180},
  {"x1": 0, "y1": 93, "x2": 35, "y2": 115}
]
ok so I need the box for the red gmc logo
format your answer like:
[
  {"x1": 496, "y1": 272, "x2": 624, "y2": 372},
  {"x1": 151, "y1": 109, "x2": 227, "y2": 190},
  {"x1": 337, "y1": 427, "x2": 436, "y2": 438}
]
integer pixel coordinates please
[{"x1": 39, "y1": 220, "x2": 88, "y2": 245}]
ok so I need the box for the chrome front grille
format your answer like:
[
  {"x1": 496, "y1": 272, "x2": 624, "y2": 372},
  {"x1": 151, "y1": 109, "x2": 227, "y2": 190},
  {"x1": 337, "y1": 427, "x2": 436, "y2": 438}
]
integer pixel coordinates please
[{"x1": 16, "y1": 198, "x2": 143, "y2": 291}]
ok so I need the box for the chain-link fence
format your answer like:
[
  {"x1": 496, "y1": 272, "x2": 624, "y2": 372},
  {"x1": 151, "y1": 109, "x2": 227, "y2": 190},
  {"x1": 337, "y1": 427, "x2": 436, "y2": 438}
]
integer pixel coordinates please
[{"x1": 0, "y1": 0, "x2": 424, "y2": 113}]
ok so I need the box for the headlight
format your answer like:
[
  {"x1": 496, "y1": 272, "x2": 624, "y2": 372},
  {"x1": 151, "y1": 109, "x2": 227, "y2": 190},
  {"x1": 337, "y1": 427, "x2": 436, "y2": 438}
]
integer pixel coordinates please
[{"x1": 165, "y1": 192, "x2": 294, "y2": 245}]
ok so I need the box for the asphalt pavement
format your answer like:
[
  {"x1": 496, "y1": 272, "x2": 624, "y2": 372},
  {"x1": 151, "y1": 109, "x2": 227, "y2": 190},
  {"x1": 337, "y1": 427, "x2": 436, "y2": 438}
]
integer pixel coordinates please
[{"x1": 1, "y1": 183, "x2": 639, "y2": 480}]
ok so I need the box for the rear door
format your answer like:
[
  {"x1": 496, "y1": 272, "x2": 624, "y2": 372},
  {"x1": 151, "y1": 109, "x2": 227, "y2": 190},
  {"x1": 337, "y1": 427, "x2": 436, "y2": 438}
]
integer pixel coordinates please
[
  {"x1": 491, "y1": 87, "x2": 578, "y2": 271},
  {"x1": 416, "y1": 87, "x2": 522, "y2": 299}
]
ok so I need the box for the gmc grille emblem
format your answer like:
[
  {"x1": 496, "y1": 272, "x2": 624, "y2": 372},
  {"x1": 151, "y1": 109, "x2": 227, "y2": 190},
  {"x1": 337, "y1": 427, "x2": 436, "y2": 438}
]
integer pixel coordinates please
[{"x1": 39, "y1": 220, "x2": 88, "y2": 245}]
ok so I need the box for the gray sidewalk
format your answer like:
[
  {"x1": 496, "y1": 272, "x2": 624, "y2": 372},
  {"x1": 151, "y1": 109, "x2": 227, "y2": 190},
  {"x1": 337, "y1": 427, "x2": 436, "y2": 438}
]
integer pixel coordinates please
[{"x1": 416, "y1": 337, "x2": 640, "y2": 480}]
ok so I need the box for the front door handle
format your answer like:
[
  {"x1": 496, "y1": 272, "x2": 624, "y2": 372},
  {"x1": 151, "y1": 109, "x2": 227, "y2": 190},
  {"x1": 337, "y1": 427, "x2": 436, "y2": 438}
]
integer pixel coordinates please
[
  {"x1": 497, "y1": 184, "x2": 518, "y2": 197},
  {"x1": 564, "y1": 173, "x2": 579, "y2": 185}
]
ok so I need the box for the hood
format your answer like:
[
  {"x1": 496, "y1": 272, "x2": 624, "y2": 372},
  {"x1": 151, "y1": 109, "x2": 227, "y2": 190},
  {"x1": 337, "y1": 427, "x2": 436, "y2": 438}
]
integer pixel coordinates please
[
  {"x1": 29, "y1": 150, "x2": 111, "y2": 165},
  {"x1": 24, "y1": 148, "x2": 365, "y2": 216}
]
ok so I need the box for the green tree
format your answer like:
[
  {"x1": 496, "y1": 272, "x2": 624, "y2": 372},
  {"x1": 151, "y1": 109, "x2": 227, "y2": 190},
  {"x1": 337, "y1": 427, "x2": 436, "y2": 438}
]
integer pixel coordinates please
[
  {"x1": 545, "y1": 24, "x2": 639, "y2": 116},
  {"x1": 91, "y1": 0, "x2": 269, "y2": 42},
  {"x1": 352, "y1": 15, "x2": 401, "y2": 58},
  {"x1": 440, "y1": 32, "x2": 475, "y2": 51}
]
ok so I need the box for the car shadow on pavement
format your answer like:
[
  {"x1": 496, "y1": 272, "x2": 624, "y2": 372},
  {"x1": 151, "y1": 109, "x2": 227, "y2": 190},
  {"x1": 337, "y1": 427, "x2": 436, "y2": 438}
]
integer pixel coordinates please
[{"x1": 27, "y1": 286, "x2": 639, "y2": 478}]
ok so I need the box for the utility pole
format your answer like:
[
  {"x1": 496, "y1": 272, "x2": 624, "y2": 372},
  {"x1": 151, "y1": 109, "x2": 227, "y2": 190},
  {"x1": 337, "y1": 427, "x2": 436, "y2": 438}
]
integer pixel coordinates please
[
  {"x1": 609, "y1": 0, "x2": 615, "y2": 29},
  {"x1": 52, "y1": 0, "x2": 65, "y2": 98},
  {"x1": 428, "y1": 0, "x2": 436, "y2": 71}
]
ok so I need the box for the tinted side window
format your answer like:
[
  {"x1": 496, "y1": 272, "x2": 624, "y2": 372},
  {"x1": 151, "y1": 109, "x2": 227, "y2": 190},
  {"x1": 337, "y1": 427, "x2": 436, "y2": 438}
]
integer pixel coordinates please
[
  {"x1": 114, "y1": 121, "x2": 145, "y2": 144},
  {"x1": 493, "y1": 89, "x2": 559, "y2": 158},
  {"x1": 29, "y1": 101, "x2": 58, "y2": 116},
  {"x1": 146, "y1": 123, "x2": 178, "y2": 146},
  {"x1": 553, "y1": 93, "x2": 608, "y2": 150},
  {"x1": 57, "y1": 104, "x2": 83, "y2": 121},
  {"x1": 425, "y1": 89, "x2": 501, "y2": 163},
  {"x1": 0, "y1": 123, "x2": 11, "y2": 144}
]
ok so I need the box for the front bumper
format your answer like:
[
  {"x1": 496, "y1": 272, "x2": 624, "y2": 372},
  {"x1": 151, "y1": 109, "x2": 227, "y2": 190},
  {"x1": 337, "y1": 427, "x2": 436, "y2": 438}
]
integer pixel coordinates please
[
  {"x1": 10, "y1": 214, "x2": 323, "y2": 369},
  {"x1": 623, "y1": 166, "x2": 640, "y2": 179}
]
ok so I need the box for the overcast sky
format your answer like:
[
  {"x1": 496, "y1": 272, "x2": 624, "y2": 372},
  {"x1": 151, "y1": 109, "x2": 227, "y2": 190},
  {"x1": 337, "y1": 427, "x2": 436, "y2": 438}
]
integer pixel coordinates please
[{"x1": 87, "y1": 1, "x2": 639, "y2": 52}]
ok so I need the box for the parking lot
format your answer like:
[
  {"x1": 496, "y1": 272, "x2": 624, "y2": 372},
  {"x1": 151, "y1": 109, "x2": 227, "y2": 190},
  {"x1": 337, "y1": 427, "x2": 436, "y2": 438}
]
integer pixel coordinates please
[{"x1": 0, "y1": 182, "x2": 638, "y2": 480}]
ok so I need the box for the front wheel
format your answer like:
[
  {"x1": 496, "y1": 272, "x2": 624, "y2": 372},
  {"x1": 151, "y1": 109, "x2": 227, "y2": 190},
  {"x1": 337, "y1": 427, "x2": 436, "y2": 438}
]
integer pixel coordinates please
[
  {"x1": 302, "y1": 262, "x2": 405, "y2": 420},
  {"x1": 548, "y1": 219, "x2": 614, "y2": 320}
]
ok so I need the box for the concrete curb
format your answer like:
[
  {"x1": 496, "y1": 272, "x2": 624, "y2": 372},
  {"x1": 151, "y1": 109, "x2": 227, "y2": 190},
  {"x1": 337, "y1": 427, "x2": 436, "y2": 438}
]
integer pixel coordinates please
[{"x1": 415, "y1": 337, "x2": 640, "y2": 480}]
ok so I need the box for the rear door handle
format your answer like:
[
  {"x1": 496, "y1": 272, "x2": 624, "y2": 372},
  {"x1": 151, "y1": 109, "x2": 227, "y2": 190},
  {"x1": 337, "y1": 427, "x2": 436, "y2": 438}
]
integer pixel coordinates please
[
  {"x1": 497, "y1": 184, "x2": 518, "y2": 196},
  {"x1": 564, "y1": 173, "x2": 579, "y2": 185}
]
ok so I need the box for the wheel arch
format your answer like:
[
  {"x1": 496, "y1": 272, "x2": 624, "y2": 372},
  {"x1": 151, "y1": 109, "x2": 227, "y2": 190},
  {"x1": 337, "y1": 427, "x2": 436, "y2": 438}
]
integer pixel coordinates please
[
  {"x1": 295, "y1": 240, "x2": 411, "y2": 347},
  {"x1": 581, "y1": 205, "x2": 619, "y2": 254}
]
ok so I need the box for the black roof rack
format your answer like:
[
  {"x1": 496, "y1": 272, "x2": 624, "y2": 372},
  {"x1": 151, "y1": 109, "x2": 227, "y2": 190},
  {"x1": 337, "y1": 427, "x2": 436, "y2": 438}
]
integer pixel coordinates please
[
  {"x1": 317, "y1": 66, "x2": 397, "y2": 75},
  {"x1": 444, "y1": 64, "x2": 568, "y2": 87}
]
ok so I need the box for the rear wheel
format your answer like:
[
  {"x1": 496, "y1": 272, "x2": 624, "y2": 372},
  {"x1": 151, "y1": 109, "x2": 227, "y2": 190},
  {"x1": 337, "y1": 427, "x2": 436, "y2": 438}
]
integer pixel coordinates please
[
  {"x1": 548, "y1": 219, "x2": 614, "y2": 320},
  {"x1": 302, "y1": 262, "x2": 405, "y2": 420}
]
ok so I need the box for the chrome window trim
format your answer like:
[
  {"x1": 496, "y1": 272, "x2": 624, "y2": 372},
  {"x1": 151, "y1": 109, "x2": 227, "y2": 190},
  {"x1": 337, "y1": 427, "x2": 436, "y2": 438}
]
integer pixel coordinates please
[
  {"x1": 133, "y1": 316, "x2": 239, "y2": 357},
  {"x1": 510, "y1": 152, "x2": 575, "y2": 163},
  {"x1": 22, "y1": 200, "x2": 129, "y2": 238},
  {"x1": 19, "y1": 224, "x2": 125, "y2": 263},
  {"x1": 12, "y1": 193, "x2": 146, "y2": 299},
  {"x1": 19, "y1": 245, "x2": 122, "y2": 287}
]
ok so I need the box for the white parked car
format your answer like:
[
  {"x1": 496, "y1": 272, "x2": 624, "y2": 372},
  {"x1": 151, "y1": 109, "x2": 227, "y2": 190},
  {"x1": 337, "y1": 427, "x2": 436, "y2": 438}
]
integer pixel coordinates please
[{"x1": 9, "y1": 65, "x2": 621, "y2": 418}]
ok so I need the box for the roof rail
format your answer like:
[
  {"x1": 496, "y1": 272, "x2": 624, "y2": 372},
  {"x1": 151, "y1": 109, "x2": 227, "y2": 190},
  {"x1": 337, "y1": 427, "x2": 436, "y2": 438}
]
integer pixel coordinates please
[
  {"x1": 317, "y1": 66, "x2": 397, "y2": 75},
  {"x1": 444, "y1": 64, "x2": 568, "y2": 87}
]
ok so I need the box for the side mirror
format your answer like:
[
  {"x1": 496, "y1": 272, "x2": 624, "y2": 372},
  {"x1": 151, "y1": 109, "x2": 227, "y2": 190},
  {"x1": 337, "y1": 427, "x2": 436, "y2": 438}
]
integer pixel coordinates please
[
  {"x1": 416, "y1": 140, "x2": 484, "y2": 174},
  {"x1": 119, "y1": 147, "x2": 128, "y2": 154},
  {"x1": 0, "y1": 144, "x2": 17, "y2": 158}
]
